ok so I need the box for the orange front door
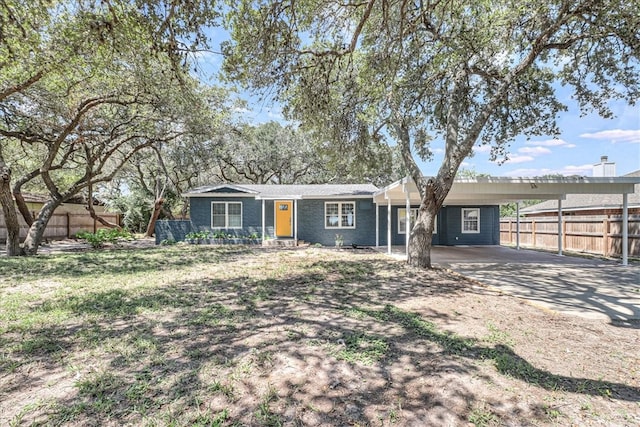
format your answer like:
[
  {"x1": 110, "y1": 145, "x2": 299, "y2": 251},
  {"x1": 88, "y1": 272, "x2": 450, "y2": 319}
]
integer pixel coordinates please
[{"x1": 275, "y1": 200, "x2": 293, "y2": 237}]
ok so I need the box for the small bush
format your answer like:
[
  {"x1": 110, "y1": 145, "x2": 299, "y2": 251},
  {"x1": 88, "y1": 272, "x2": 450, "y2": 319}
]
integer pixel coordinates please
[{"x1": 77, "y1": 228, "x2": 133, "y2": 249}]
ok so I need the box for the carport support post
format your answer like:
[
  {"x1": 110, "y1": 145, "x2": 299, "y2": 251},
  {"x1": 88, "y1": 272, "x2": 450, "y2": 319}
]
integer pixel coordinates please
[
  {"x1": 387, "y1": 197, "x2": 392, "y2": 255},
  {"x1": 294, "y1": 199, "x2": 298, "y2": 243},
  {"x1": 622, "y1": 193, "x2": 628, "y2": 265},
  {"x1": 261, "y1": 199, "x2": 265, "y2": 242},
  {"x1": 516, "y1": 201, "x2": 520, "y2": 250},
  {"x1": 405, "y1": 190, "x2": 411, "y2": 255},
  {"x1": 557, "y1": 198, "x2": 563, "y2": 256},
  {"x1": 375, "y1": 203, "x2": 379, "y2": 247}
]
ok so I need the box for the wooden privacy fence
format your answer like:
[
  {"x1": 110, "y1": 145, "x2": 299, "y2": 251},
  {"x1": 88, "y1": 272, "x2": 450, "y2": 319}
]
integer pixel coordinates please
[
  {"x1": 0, "y1": 211, "x2": 121, "y2": 242},
  {"x1": 500, "y1": 216, "x2": 640, "y2": 258}
]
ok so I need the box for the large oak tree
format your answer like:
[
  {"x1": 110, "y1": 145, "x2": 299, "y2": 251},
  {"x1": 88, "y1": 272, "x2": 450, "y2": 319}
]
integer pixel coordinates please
[
  {"x1": 0, "y1": 0, "x2": 220, "y2": 255},
  {"x1": 222, "y1": 0, "x2": 639, "y2": 267}
]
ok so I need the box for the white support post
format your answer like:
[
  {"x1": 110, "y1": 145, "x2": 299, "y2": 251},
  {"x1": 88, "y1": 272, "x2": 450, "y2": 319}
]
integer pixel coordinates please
[
  {"x1": 294, "y1": 199, "x2": 298, "y2": 243},
  {"x1": 516, "y1": 201, "x2": 520, "y2": 250},
  {"x1": 622, "y1": 193, "x2": 628, "y2": 266},
  {"x1": 558, "y1": 198, "x2": 563, "y2": 256},
  {"x1": 387, "y1": 197, "x2": 392, "y2": 255},
  {"x1": 375, "y1": 203, "x2": 379, "y2": 247},
  {"x1": 405, "y1": 190, "x2": 411, "y2": 255},
  {"x1": 261, "y1": 199, "x2": 266, "y2": 242}
]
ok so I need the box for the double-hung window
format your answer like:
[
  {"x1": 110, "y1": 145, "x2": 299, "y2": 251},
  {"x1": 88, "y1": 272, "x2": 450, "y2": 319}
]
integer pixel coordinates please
[
  {"x1": 461, "y1": 208, "x2": 480, "y2": 233},
  {"x1": 325, "y1": 202, "x2": 356, "y2": 229},
  {"x1": 211, "y1": 202, "x2": 242, "y2": 228},
  {"x1": 398, "y1": 208, "x2": 437, "y2": 234}
]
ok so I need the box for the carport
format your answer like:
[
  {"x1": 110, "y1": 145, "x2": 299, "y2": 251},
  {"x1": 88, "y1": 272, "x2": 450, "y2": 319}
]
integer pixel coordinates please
[{"x1": 373, "y1": 176, "x2": 640, "y2": 265}]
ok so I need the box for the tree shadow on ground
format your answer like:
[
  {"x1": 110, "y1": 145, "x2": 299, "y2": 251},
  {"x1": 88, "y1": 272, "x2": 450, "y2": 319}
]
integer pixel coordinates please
[{"x1": 2, "y1": 250, "x2": 638, "y2": 426}]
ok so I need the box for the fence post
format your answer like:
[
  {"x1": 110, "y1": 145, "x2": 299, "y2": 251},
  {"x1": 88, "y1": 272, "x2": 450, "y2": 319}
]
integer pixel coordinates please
[
  {"x1": 603, "y1": 218, "x2": 609, "y2": 257},
  {"x1": 508, "y1": 219, "x2": 512, "y2": 243},
  {"x1": 66, "y1": 212, "x2": 71, "y2": 238},
  {"x1": 532, "y1": 219, "x2": 536, "y2": 246},
  {"x1": 562, "y1": 218, "x2": 567, "y2": 251}
]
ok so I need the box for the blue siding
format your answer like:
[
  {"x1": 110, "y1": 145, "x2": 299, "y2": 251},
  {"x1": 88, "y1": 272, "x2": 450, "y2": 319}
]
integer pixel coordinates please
[
  {"x1": 440, "y1": 205, "x2": 499, "y2": 245},
  {"x1": 155, "y1": 220, "x2": 193, "y2": 244},
  {"x1": 297, "y1": 199, "x2": 377, "y2": 246},
  {"x1": 170, "y1": 195, "x2": 499, "y2": 247},
  {"x1": 375, "y1": 205, "x2": 498, "y2": 246},
  {"x1": 189, "y1": 197, "x2": 266, "y2": 237}
]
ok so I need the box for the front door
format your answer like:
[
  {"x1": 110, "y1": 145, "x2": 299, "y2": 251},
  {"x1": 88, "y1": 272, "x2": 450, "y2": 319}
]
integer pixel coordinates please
[{"x1": 275, "y1": 200, "x2": 293, "y2": 237}]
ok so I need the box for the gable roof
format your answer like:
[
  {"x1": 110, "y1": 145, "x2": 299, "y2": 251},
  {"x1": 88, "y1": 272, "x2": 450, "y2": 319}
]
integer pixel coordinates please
[
  {"x1": 520, "y1": 170, "x2": 640, "y2": 214},
  {"x1": 184, "y1": 183, "x2": 379, "y2": 199}
]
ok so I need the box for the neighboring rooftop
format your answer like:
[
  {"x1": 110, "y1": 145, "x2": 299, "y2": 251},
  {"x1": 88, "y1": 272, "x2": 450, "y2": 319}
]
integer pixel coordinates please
[{"x1": 520, "y1": 169, "x2": 640, "y2": 215}]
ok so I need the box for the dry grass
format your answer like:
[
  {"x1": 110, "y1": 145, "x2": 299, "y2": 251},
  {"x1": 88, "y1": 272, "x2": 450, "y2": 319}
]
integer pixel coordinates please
[{"x1": 0, "y1": 244, "x2": 638, "y2": 426}]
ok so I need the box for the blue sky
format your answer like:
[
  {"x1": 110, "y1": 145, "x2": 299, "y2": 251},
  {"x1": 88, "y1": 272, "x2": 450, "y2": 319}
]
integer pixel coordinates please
[{"x1": 193, "y1": 35, "x2": 640, "y2": 179}]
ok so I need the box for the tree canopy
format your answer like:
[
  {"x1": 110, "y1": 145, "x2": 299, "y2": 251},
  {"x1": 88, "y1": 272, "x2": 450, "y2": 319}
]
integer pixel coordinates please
[{"x1": 222, "y1": 0, "x2": 640, "y2": 267}]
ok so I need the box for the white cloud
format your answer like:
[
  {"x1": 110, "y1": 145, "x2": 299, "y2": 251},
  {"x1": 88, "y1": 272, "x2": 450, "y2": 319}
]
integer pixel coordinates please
[
  {"x1": 579, "y1": 129, "x2": 640, "y2": 143},
  {"x1": 233, "y1": 107, "x2": 251, "y2": 114},
  {"x1": 432, "y1": 147, "x2": 445, "y2": 154},
  {"x1": 503, "y1": 155, "x2": 535, "y2": 164},
  {"x1": 518, "y1": 146, "x2": 552, "y2": 155},
  {"x1": 473, "y1": 145, "x2": 492, "y2": 153},
  {"x1": 524, "y1": 138, "x2": 574, "y2": 147}
]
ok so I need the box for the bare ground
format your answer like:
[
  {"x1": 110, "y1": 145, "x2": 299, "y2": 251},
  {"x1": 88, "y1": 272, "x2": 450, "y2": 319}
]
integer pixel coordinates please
[{"x1": 0, "y1": 244, "x2": 638, "y2": 426}]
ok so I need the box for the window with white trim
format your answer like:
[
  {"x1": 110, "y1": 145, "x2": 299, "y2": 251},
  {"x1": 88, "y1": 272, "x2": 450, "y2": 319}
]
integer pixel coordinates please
[
  {"x1": 461, "y1": 208, "x2": 480, "y2": 233},
  {"x1": 325, "y1": 202, "x2": 356, "y2": 228},
  {"x1": 398, "y1": 208, "x2": 437, "y2": 234},
  {"x1": 211, "y1": 202, "x2": 242, "y2": 228}
]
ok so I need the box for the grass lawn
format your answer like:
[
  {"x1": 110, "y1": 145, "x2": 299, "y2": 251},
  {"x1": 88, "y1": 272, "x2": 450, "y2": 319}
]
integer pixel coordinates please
[{"x1": 0, "y1": 245, "x2": 638, "y2": 426}]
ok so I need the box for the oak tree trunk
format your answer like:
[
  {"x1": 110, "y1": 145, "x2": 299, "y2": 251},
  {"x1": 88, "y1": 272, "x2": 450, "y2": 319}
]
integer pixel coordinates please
[
  {"x1": 0, "y1": 160, "x2": 22, "y2": 256},
  {"x1": 145, "y1": 198, "x2": 164, "y2": 237},
  {"x1": 22, "y1": 199, "x2": 62, "y2": 255}
]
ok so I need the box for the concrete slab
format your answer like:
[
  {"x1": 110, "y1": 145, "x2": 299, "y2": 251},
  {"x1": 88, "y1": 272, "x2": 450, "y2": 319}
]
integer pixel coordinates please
[{"x1": 384, "y1": 245, "x2": 640, "y2": 322}]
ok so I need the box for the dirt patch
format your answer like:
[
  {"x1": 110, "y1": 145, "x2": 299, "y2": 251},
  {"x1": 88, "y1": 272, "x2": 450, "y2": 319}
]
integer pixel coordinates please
[{"x1": 0, "y1": 246, "x2": 638, "y2": 426}]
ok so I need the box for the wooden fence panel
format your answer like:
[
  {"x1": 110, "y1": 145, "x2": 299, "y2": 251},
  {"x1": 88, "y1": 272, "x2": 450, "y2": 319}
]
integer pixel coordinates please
[
  {"x1": 500, "y1": 216, "x2": 640, "y2": 258},
  {"x1": 0, "y1": 211, "x2": 120, "y2": 242}
]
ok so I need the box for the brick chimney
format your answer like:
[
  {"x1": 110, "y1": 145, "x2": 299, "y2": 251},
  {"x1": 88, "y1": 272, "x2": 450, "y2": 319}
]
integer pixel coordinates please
[{"x1": 592, "y1": 155, "x2": 616, "y2": 177}]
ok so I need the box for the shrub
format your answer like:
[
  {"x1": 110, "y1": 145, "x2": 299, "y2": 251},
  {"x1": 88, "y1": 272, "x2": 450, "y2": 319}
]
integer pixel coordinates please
[{"x1": 77, "y1": 228, "x2": 133, "y2": 249}]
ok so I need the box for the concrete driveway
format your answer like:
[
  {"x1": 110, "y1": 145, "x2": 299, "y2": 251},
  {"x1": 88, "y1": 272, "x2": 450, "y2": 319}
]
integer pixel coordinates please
[{"x1": 429, "y1": 246, "x2": 640, "y2": 322}]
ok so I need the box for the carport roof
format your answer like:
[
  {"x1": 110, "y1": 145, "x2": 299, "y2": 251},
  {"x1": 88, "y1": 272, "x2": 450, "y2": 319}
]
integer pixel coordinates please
[{"x1": 373, "y1": 176, "x2": 640, "y2": 205}]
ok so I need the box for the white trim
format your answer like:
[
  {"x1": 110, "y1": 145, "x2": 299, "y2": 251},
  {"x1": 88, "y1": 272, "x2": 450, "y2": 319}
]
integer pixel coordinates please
[
  {"x1": 324, "y1": 201, "x2": 356, "y2": 229},
  {"x1": 300, "y1": 194, "x2": 374, "y2": 200},
  {"x1": 461, "y1": 207, "x2": 480, "y2": 234},
  {"x1": 188, "y1": 193, "x2": 257, "y2": 198},
  {"x1": 256, "y1": 194, "x2": 374, "y2": 200},
  {"x1": 211, "y1": 201, "x2": 243, "y2": 229}
]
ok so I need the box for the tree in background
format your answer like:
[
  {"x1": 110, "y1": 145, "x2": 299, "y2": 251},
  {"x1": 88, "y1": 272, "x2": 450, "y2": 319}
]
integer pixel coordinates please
[
  {"x1": 213, "y1": 121, "x2": 403, "y2": 186},
  {"x1": 0, "y1": 0, "x2": 221, "y2": 255},
  {"x1": 222, "y1": 0, "x2": 639, "y2": 267}
]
